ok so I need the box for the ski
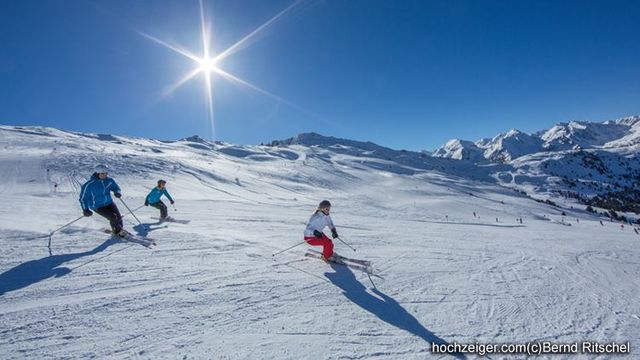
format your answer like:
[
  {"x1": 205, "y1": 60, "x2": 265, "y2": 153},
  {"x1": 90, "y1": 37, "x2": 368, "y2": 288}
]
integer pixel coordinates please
[
  {"x1": 151, "y1": 216, "x2": 190, "y2": 224},
  {"x1": 122, "y1": 234, "x2": 155, "y2": 248},
  {"x1": 304, "y1": 252, "x2": 374, "y2": 274},
  {"x1": 102, "y1": 229, "x2": 156, "y2": 248},
  {"x1": 123, "y1": 233, "x2": 156, "y2": 248},
  {"x1": 307, "y1": 249, "x2": 372, "y2": 266}
]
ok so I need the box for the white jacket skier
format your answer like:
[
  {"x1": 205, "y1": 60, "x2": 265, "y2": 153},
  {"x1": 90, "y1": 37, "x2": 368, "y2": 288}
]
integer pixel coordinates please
[{"x1": 304, "y1": 200, "x2": 339, "y2": 261}]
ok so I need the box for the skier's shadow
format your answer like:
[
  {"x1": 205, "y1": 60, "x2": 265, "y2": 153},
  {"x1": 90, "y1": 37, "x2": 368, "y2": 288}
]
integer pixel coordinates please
[
  {"x1": 0, "y1": 237, "x2": 118, "y2": 296},
  {"x1": 325, "y1": 265, "x2": 465, "y2": 359},
  {"x1": 133, "y1": 221, "x2": 167, "y2": 237}
]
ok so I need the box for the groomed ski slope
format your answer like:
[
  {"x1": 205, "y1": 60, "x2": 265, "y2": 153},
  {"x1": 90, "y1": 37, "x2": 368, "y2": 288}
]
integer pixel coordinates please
[{"x1": 0, "y1": 126, "x2": 638, "y2": 359}]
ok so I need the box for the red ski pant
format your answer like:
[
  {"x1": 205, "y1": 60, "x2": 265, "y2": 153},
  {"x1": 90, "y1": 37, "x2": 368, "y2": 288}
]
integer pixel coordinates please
[{"x1": 304, "y1": 234, "x2": 334, "y2": 259}]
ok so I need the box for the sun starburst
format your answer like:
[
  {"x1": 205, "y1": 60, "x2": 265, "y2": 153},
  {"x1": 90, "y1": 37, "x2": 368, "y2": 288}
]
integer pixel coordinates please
[{"x1": 140, "y1": 0, "x2": 302, "y2": 140}]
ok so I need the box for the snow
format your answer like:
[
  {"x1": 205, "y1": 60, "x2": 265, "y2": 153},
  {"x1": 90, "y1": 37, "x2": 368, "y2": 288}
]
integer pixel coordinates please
[{"x1": 1, "y1": 125, "x2": 639, "y2": 359}]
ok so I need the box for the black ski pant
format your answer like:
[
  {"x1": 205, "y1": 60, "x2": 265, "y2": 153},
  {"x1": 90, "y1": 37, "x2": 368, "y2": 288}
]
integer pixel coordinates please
[
  {"x1": 95, "y1": 202, "x2": 124, "y2": 233},
  {"x1": 150, "y1": 200, "x2": 168, "y2": 219}
]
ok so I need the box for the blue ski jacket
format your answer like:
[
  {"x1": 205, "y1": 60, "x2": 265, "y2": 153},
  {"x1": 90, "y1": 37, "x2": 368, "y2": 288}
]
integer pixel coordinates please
[
  {"x1": 79, "y1": 173, "x2": 122, "y2": 210},
  {"x1": 146, "y1": 187, "x2": 174, "y2": 204}
]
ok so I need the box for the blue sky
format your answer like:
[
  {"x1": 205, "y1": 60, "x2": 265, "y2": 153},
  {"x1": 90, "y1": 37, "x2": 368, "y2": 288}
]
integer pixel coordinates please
[{"x1": 1, "y1": 0, "x2": 639, "y2": 150}]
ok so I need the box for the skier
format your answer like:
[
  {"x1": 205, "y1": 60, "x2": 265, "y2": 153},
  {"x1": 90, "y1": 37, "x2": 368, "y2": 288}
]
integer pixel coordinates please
[
  {"x1": 304, "y1": 200, "x2": 339, "y2": 262},
  {"x1": 79, "y1": 165, "x2": 127, "y2": 237},
  {"x1": 145, "y1": 179, "x2": 174, "y2": 220}
]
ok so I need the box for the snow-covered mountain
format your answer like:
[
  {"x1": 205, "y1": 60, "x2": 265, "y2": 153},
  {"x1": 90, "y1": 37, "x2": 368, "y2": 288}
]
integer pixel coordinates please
[
  {"x1": 431, "y1": 139, "x2": 485, "y2": 162},
  {"x1": 433, "y1": 116, "x2": 640, "y2": 214},
  {"x1": 540, "y1": 119, "x2": 636, "y2": 150},
  {"x1": 1, "y1": 124, "x2": 639, "y2": 359},
  {"x1": 481, "y1": 129, "x2": 544, "y2": 162},
  {"x1": 434, "y1": 116, "x2": 640, "y2": 161}
]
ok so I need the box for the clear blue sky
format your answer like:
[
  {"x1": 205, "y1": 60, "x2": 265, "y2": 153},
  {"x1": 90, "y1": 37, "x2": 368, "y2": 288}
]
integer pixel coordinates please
[{"x1": 1, "y1": 0, "x2": 639, "y2": 150}]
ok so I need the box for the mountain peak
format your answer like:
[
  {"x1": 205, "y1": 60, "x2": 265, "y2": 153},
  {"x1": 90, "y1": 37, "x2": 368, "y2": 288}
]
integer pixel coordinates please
[
  {"x1": 181, "y1": 135, "x2": 207, "y2": 143},
  {"x1": 269, "y1": 132, "x2": 379, "y2": 150},
  {"x1": 505, "y1": 128, "x2": 524, "y2": 137}
]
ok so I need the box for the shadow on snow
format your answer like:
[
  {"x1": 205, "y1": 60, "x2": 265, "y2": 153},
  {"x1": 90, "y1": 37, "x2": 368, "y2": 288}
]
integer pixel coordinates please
[
  {"x1": 133, "y1": 221, "x2": 167, "y2": 237},
  {"x1": 0, "y1": 237, "x2": 118, "y2": 296},
  {"x1": 325, "y1": 265, "x2": 466, "y2": 359}
]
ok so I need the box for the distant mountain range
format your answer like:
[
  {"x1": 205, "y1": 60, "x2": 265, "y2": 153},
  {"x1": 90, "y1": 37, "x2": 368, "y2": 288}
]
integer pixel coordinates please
[
  {"x1": 429, "y1": 116, "x2": 640, "y2": 216},
  {"x1": 270, "y1": 116, "x2": 640, "y2": 218},
  {"x1": 433, "y1": 116, "x2": 640, "y2": 162}
]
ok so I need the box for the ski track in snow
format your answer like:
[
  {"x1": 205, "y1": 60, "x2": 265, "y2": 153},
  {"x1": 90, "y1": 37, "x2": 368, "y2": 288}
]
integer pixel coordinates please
[{"x1": 0, "y1": 126, "x2": 639, "y2": 359}]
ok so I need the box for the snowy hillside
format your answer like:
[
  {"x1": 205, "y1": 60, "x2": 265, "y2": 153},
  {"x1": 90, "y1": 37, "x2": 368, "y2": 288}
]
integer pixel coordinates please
[
  {"x1": 1, "y1": 125, "x2": 639, "y2": 359},
  {"x1": 433, "y1": 116, "x2": 640, "y2": 216}
]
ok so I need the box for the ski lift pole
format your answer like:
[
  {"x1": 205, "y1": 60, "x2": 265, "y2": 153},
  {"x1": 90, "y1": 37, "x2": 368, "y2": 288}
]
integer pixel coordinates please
[
  {"x1": 119, "y1": 198, "x2": 143, "y2": 225},
  {"x1": 272, "y1": 240, "x2": 307, "y2": 257},
  {"x1": 336, "y1": 236, "x2": 357, "y2": 252}
]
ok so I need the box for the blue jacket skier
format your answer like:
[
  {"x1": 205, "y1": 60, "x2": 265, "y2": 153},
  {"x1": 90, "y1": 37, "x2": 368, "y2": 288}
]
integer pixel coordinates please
[
  {"x1": 145, "y1": 179, "x2": 174, "y2": 219},
  {"x1": 79, "y1": 165, "x2": 127, "y2": 237}
]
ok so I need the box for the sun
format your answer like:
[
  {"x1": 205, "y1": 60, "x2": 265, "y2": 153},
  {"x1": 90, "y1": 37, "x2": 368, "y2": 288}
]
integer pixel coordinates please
[
  {"x1": 198, "y1": 57, "x2": 218, "y2": 73},
  {"x1": 139, "y1": 0, "x2": 306, "y2": 140}
]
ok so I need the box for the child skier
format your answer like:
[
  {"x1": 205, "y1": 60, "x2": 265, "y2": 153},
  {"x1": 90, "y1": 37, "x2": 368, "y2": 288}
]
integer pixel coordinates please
[
  {"x1": 145, "y1": 179, "x2": 174, "y2": 220},
  {"x1": 79, "y1": 165, "x2": 127, "y2": 237},
  {"x1": 304, "y1": 200, "x2": 339, "y2": 262}
]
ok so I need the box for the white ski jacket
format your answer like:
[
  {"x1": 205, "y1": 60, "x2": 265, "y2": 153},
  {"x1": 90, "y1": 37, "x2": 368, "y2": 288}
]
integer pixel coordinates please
[{"x1": 304, "y1": 211, "x2": 335, "y2": 237}]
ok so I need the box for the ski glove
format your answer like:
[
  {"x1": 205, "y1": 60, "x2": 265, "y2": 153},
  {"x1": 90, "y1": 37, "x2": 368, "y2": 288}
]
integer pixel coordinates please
[
  {"x1": 170, "y1": 200, "x2": 175, "y2": 205},
  {"x1": 331, "y1": 228, "x2": 339, "y2": 239},
  {"x1": 83, "y1": 209, "x2": 93, "y2": 217},
  {"x1": 114, "y1": 192, "x2": 122, "y2": 198},
  {"x1": 144, "y1": 200, "x2": 149, "y2": 206},
  {"x1": 313, "y1": 230, "x2": 323, "y2": 238}
]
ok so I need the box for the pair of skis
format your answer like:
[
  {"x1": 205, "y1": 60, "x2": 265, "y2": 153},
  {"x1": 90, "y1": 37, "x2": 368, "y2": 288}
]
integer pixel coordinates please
[
  {"x1": 101, "y1": 217, "x2": 190, "y2": 248},
  {"x1": 304, "y1": 249, "x2": 374, "y2": 274},
  {"x1": 103, "y1": 229, "x2": 156, "y2": 248}
]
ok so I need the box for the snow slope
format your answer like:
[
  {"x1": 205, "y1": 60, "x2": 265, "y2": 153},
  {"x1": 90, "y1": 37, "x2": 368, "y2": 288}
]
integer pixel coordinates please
[{"x1": 1, "y1": 125, "x2": 639, "y2": 359}]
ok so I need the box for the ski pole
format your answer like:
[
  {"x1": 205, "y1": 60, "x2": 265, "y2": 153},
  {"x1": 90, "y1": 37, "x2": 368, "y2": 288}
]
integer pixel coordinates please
[
  {"x1": 123, "y1": 204, "x2": 144, "y2": 218},
  {"x1": 336, "y1": 236, "x2": 357, "y2": 252},
  {"x1": 48, "y1": 215, "x2": 85, "y2": 255},
  {"x1": 172, "y1": 204, "x2": 177, "y2": 212},
  {"x1": 50, "y1": 215, "x2": 85, "y2": 236},
  {"x1": 272, "y1": 240, "x2": 307, "y2": 257},
  {"x1": 119, "y1": 198, "x2": 143, "y2": 225}
]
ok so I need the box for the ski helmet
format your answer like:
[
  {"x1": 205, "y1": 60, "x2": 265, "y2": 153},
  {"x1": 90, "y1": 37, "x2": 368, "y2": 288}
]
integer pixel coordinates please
[
  {"x1": 318, "y1": 200, "x2": 331, "y2": 209},
  {"x1": 95, "y1": 164, "x2": 109, "y2": 174},
  {"x1": 157, "y1": 179, "x2": 167, "y2": 186}
]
